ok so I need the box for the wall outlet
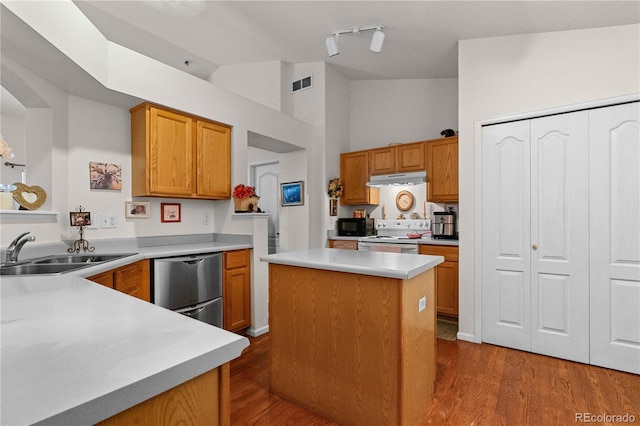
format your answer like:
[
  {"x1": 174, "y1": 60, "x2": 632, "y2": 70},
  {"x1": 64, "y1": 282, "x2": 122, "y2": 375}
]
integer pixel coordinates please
[
  {"x1": 418, "y1": 296, "x2": 426, "y2": 312},
  {"x1": 203, "y1": 213, "x2": 211, "y2": 225},
  {"x1": 101, "y1": 214, "x2": 117, "y2": 228}
]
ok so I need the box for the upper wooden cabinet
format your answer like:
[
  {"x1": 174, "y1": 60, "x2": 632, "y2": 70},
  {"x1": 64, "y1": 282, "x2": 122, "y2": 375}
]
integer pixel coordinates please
[
  {"x1": 130, "y1": 103, "x2": 232, "y2": 199},
  {"x1": 426, "y1": 136, "x2": 458, "y2": 203},
  {"x1": 340, "y1": 150, "x2": 380, "y2": 205},
  {"x1": 369, "y1": 142, "x2": 426, "y2": 175}
]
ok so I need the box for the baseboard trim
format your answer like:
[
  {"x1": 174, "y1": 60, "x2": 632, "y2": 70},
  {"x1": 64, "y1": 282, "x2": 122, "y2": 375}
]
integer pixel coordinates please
[
  {"x1": 246, "y1": 325, "x2": 269, "y2": 337},
  {"x1": 456, "y1": 332, "x2": 477, "y2": 343}
]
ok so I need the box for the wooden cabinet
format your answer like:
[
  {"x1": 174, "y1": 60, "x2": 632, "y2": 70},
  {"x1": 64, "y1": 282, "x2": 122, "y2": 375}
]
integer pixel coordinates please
[
  {"x1": 130, "y1": 103, "x2": 231, "y2": 199},
  {"x1": 340, "y1": 150, "x2": 379, "y2": 205},
  {"x1": 369, "y1": 146, "x2": 396, "y2": 175},
  {"x1": 223, "y1": 249, "x2": 251, "y2": 332},
  {"x1": 88, "y1": 260, "x2": 151, "y2": 302},
  {"x1": 419, "y1": 245, "x2": 458, "y2": 317},
  {"x1": 369, "y1": 142, "x2": 426, "y2": 176},
  {"x1": 426, "y1": 136, "x2": 458, "y2": 202},
  {"x1": 97, "y1": 365, "x2": 229, "y2": 426},
  {"x1": 328, "y1": 239, "x2": 358, "y2": 250}
]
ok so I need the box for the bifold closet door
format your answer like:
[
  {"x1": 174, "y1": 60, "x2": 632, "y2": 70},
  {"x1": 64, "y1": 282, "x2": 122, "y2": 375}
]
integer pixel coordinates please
[
  {"x1": 589, "y1": 102, "x2": 640, "y2": 374},
  {"x1": 481, "y1": 120, "x2": 532, "y2": 352},
  {"x1": 481, "y1": 111, "x2": 590, "y2": 363}
]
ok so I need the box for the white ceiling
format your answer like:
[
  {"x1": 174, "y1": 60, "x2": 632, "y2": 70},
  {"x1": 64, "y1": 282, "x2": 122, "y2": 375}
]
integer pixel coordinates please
[
  {"x1": 73, "y1": 0, "x2": 640, "y2": 81},
  {"x1": 1, "y1": 1, "x2": 639, "y2": 112}
]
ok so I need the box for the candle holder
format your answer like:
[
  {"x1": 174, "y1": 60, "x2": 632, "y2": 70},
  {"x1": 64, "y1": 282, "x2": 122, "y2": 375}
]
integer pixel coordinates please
[{"x1": 68, "y1": 205, "x2": 95, "y2": 253}]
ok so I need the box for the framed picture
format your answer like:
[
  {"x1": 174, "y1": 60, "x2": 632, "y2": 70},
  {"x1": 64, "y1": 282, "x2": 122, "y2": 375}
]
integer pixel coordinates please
[
  {"x1": 125, "y1": 201, "x2": 150, "y2": 218},
  {"x1": 161, "y1": 203, "x2": 181, "y2": 223},
  {"x1": 353, "y1": 209, "x2": 367, "y2": 218},
  {"x1": 70, "y1": 211, "x2": 91, "y2": 226},
  {"x1": 329, "y1": 198, "x2": 338, "y2": 216},
  {"x1": 89, "y1": 162, "x2": 122, "y2": 190},
  {"x1": 281, "y1": 181, "x2": 304, "y2": 207}
]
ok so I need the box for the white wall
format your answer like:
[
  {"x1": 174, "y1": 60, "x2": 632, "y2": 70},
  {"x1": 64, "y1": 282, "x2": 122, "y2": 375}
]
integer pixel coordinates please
[
  {"x1": 350, "y1": 78, "x2": 458, "y2": 150},
  {"x1": 209, "y1": 61, "x2": 284, "y2": 112},
  {"x1": 458, "y1": 24, "x2": 640, "y2": 342}
]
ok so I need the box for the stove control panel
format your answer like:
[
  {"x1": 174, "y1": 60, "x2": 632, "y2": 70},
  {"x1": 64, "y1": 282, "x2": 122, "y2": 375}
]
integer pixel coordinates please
[{"x1": 377, "y1": 219, "x2": 431, "y2": 229}]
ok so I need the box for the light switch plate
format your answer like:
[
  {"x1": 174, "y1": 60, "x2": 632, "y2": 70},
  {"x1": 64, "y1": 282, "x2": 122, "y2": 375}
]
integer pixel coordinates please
[
  {"x1": 203, "y1": 213, "x2": 211, "y2": 225},
  {"x1": 101, "y1": 214, "x2": 117, "y2": 228},
  {"x1": 418, "y1": 296, "x2": 426, "y2": 312}
]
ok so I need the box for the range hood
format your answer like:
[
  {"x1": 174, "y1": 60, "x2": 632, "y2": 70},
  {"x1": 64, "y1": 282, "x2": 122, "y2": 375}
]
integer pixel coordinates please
[{"x1": 366, "y1": 171, "x2": 426, "y2": 187}]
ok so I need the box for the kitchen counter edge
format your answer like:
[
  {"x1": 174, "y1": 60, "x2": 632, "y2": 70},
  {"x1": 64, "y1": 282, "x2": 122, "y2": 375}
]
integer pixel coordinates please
[{"x1": 261, "y1": 248, "x2": 443, "y2": 280}]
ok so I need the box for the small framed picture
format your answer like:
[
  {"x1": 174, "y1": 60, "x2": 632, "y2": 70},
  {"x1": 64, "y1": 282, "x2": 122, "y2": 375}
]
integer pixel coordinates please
[
  {"x1": 125, "y1": 201, "x2": 150, "y2": 218},
  {"x1": 353, "y1": 209, "x2": 366, "y2": 218},
  {"x1": 329, "y1": 199, "x2": 338, "y2": 216},
  {"x1": 161, "y1": 203, "x2": 181, "y2": 223},
  {"x1": 70, "y1": 211, "x2": 91, "y2": 226},
  {"x1": 281, "y1": 181, "x2": 304, "y2": 207}
]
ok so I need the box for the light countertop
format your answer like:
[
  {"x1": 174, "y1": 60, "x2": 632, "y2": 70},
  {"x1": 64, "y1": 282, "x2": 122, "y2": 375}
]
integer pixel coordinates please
[
  {"x1": 261, "y1": 248, "x2": 443, "y2": 280},
  {"x1": 1, "y1": 234, "x2": 252, "y2": 425},
  {"x1": 1, "y1": 275, "x2": 249, "y2": 426}
]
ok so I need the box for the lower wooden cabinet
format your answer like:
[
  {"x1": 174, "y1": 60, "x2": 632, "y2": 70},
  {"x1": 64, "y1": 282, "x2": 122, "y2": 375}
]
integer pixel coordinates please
[
  {"x1": 328, "y1": 239, "x2": 358, "y2": 250},
  {"x1": 97, "y1": 364, "x2": 230, "y2": 426},
  {"x1": 223, "y1": 249, "x2": 251, "y2": 332},
  {"x1": 88, "y1": 259, "x2": 151, "y2": 302},
  {"x1": 419, "y1": 245, "x2": 458, "y2": 317}
]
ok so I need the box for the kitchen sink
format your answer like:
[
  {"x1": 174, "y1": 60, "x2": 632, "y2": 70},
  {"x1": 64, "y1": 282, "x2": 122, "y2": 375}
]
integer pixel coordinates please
[
  {"x1": 0, "y1": 263, "x2": 92, "y2": 276},
  {"x1": 0, "y1": 253, "x2": 138, "y2": 276}
]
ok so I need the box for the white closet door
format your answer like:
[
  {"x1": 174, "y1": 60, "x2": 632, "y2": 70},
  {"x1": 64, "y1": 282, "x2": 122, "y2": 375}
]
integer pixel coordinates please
[
  {"x1": 589, "y1": 102, "x2": 640, "y2": 374},
  {"x1": 482, "y1": 121, "x2": 531, "y2": 351},
  {"x1": 530, "y1": 112, "x2": 590, "y2": 363}
]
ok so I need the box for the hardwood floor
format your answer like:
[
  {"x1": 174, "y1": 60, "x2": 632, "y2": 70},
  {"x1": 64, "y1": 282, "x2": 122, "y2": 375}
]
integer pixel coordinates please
[{"x1": 230, "y1": 334, "x2": 640, "y2": 425}]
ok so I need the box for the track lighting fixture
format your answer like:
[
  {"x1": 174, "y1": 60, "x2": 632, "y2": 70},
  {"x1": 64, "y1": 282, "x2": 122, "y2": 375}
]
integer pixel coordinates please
[{"x1": 325, "y1": 26, "x2": 385, "y2": 57}]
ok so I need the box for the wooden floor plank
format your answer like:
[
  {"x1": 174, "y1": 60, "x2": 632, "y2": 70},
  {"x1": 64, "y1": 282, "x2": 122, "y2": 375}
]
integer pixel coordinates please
[{"x1": 231, "y1": 334, "x2": 640, "y2": 425}]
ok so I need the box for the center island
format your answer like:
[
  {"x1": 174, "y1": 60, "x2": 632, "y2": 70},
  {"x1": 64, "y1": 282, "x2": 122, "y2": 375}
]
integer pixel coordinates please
[{"x1": 261, "y1": 248, "x2": 444, "y2": 426}]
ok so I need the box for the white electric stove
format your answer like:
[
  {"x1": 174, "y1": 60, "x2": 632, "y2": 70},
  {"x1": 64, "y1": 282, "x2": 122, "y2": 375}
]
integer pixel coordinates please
[{"x1": 358, "y1": 219, "x2": 431, "y2": 253}]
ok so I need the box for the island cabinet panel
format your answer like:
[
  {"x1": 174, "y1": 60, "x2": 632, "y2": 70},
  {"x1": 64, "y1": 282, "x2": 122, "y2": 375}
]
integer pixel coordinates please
[
  {"x1": 426, "y1": 136, "x2": 458, "y2": 202},
  {"x1": 340, "y1": 150, "x2": 379, "y2": 205},
  {"x1": 131, "y1": 102, "x2": 231, "y2": 199},
  {"x1": 87, "y1": 260, "x2": 150, "y2": 302},
  {"x1": 327, "y1": 239, "x2": 358, "y2": 250},
  {"x1": 269, "y1": 263, "x2": 435, "y2": 426},
  {"x1": 223, "y1": 250, "x2": 251, "y2": 332},
  {"x1": 96, "y1": 364, "x2": 230, "y2": 426}
]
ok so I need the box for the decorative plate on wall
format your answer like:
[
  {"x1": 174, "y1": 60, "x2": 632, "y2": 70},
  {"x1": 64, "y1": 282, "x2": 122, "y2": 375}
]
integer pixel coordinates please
[{"x1": 395, "y1": 190, "x2": 414, "y2": 212}]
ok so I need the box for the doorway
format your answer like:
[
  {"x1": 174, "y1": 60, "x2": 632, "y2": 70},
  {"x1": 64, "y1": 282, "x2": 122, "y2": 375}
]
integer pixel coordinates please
[{"x1": 251, "y1": 161, "x2": 279, "y2": 254}]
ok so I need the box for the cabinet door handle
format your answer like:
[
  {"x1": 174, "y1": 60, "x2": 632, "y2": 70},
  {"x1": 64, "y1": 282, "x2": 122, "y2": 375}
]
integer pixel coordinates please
[{"x1": 532, "y1": 244, "x2": 538, "y2": 250}]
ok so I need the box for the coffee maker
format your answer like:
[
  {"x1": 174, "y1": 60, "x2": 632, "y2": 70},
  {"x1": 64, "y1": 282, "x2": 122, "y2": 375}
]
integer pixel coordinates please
[{"x1": 432, "y1": 207, "x2": 457, "y2": 239}]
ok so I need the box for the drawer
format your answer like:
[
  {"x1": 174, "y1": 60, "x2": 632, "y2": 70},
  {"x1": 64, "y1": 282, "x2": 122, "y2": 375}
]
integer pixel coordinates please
[
  {"x1": 225, "y1": 249, "x2": 249, "y2": 269},
  {"x1": 419, "y1": 244, "x2": 458, "y2": 261}
]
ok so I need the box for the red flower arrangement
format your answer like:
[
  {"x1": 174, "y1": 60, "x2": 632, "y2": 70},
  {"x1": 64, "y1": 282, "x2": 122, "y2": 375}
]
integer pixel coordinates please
[{"x1": 233, "y1": 184, "x2": 256, "y2": 199}]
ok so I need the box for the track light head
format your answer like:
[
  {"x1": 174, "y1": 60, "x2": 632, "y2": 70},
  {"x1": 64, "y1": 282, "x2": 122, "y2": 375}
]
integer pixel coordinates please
[
  {"x1": 369, "y1": 27, "x2": 385, "y2": 53},
  {"x1": 325, "y1": 25, "x2": 384, "y2": 57},
  {"x1": 325, "y1": 34, "x2": 339, "y2": 57}
]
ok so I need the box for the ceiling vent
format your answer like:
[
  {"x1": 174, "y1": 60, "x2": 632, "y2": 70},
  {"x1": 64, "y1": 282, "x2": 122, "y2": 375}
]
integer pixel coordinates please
[{"x1": 292, "y1": 75, "x2": 312, "y2": 93}]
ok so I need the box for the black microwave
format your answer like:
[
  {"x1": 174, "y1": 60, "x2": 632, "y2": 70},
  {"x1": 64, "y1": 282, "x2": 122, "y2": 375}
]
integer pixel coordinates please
[{"x1": 337, "y1": 218, "x2": 376, "y2": 237}]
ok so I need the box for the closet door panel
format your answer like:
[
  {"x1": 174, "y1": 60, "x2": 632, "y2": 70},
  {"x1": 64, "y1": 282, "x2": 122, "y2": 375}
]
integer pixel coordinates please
[
  {"x1": 481, "y1": 121, "x2": 531, "y2": 351},
  {"x1": 590, "y1": 102, "x2": 640, "y2": 374},
  {"x1": 530, "y1": 112, "x2": 590, "y2": 363}
]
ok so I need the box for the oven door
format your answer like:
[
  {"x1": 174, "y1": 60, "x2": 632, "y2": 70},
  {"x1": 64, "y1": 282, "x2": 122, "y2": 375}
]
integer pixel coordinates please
[{"x1": 358, "y1": 241, "x2": 418, "y2": 254}]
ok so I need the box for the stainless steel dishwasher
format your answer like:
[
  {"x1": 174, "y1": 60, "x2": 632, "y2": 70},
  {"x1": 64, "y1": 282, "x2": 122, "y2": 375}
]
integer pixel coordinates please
[{"x1": 152, "y1": 253, "x2": 223, "y2": 328}]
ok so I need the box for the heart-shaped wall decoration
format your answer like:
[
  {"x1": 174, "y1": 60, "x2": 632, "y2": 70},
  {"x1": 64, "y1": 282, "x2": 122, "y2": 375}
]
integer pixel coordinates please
[{"x1": 12, "y1": 182, "x2": 47, "y2": 210}]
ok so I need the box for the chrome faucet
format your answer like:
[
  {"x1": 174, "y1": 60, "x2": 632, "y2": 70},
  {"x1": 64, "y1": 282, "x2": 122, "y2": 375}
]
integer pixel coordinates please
[{"x1": 5, "y1": 232, "x2": 36, "y2": 265}]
